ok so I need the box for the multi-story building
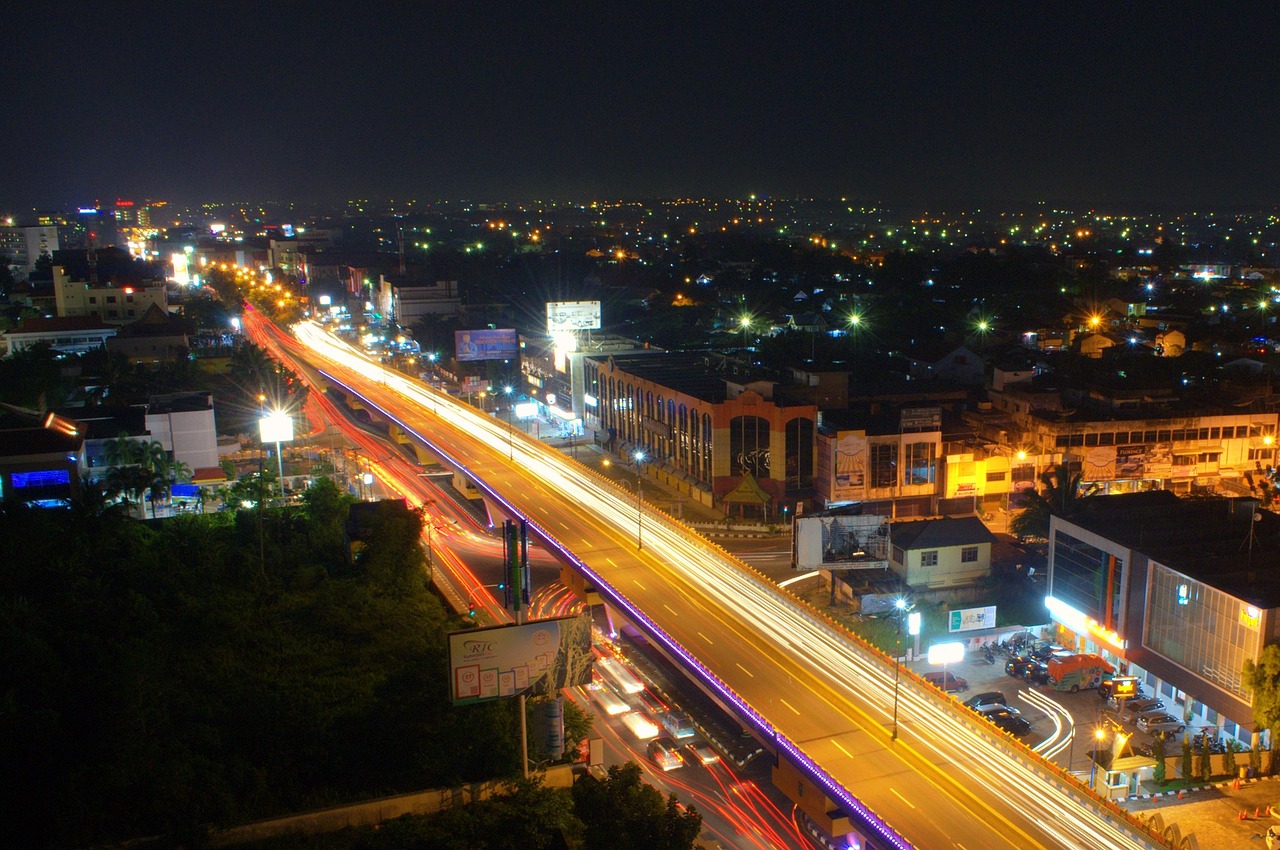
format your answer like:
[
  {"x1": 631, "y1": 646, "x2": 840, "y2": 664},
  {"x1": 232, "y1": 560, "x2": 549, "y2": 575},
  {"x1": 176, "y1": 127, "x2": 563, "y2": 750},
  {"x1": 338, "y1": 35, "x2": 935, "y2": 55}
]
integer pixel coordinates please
[
  {"x1": 583, "y1": 352, "x2": 817, "y2": 510},
  {"x1": 521, "y1": 333, "x2": 660, "y2": 429},
  {"x1": 52, "y1": 265, "x2": 169, "y2": 325},
  {"x1": 1046, "y1": 492, "x2": 1280, "y2": 746},
  {"x1": 814, "y1": 406, "x2": 944, "y2": 517},
  {"x1": 0, "y1": 404, "x2": 86, "y2": 505},
  {"x1": 1, "y1": 316, "x2": 116, "y2": 356},
  {"x1": 967, "y1": 383, "x2": 1278, "y2": 500},
  {"x1": 0, "y1": 223, "x2": 60, "y2": 273}
]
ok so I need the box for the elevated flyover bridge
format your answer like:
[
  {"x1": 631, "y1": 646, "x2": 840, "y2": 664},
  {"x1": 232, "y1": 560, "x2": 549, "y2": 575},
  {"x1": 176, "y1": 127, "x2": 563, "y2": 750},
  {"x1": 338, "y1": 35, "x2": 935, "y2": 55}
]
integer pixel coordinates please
[{"x1": 284, "y1": 318, "x2": 1167, "y2": 850}]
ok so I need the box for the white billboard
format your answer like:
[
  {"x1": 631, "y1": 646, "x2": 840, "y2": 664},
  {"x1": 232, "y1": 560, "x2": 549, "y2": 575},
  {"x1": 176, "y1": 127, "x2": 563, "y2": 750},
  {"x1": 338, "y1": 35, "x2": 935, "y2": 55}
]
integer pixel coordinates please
[
  {"x1": 793, "y1": 512, "x2": 890, "y2": 571},
  {"x1": 546, "y1": 300, "x2": 602, "y2": 332},
  {"x1": 948, "y1": 606, "x2": 997, "y2": 633},
  {"x1": 447, "y1": 615, "x2": 593, "y2": 706}
]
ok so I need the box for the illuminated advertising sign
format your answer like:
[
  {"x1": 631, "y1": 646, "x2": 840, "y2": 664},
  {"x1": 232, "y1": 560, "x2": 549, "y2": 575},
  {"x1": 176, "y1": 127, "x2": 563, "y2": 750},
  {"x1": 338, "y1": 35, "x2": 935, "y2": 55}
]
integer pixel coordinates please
[
  {"x1": 447, "y1": 615, "x2": 593, "y2": 705},
  {"x1": 455, "y1": 328, "x2": 519, "y2": 362},
  {"x1": 1110, "y1": 677, "x2": 1139, "y2": 699},
  {"x1": 546, "y1": 300, "x2": 602, "y2": 332},
  {"x1": 927, "y1": 642, "x2": 965, "y2": 665}
]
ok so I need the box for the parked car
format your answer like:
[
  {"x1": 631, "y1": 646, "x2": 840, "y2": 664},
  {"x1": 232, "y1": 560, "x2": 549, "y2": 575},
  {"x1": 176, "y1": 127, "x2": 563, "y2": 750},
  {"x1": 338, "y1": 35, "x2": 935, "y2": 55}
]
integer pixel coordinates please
[
  {"x1": 923, "y1": 671, "x2": 968, "y2": 692},
  {"x1": 1137, "y1": 714, "x2": 1185, "y2": 735},
  {"x1": 964, "y1": 691, "x2": 1009, "y2": 710},
  {"x1": 1005, "y1": 657, "x2": 1034, "y2": 678},
  {"x1": 987, "y1": 711, "x2": 1032, "y2": 735},
  {"x1": 976, "y1": 703, "x2": 1023, "y2": 720},
  {"x1": 1029, "y1": 643, "x2": 1067, "y2": 661},
  {"x1": 1025, "y1": 662, "x2": 1051, "y2": 685},
  {"x1": 1108, "y1": 690, "x2": 1154, "y2": 710},
  {"x1": 1119, "y1": 698, "x2": 1164, "y2": 723}
]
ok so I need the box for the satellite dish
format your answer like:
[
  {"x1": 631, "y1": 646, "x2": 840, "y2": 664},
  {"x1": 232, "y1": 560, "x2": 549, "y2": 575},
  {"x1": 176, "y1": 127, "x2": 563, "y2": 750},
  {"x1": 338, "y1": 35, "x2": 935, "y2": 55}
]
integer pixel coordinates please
[{"x1": 1254, "y1": 512, "x2": 1263, "y2": 522}]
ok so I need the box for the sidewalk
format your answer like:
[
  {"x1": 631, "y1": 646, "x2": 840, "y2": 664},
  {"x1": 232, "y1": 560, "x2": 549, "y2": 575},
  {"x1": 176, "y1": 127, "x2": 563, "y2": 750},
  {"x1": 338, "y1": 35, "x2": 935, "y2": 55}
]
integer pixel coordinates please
[{"x1": 557, "y1": 439, "x2": 729, "y2": 526}]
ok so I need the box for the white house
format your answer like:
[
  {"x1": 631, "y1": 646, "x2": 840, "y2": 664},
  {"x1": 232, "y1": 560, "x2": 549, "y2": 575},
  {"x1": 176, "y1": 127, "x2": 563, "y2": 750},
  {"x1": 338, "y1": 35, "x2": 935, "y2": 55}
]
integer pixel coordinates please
[{"x1": 889, "y1": 516, "x2": 997, "y2": 589}]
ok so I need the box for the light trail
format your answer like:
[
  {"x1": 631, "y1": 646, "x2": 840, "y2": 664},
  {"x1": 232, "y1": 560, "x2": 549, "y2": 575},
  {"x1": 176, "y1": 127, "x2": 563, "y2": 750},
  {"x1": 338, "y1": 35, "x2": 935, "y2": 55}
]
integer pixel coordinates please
[{"x1": 288, "y1": 319, "x2": 1168, "y2": 850}]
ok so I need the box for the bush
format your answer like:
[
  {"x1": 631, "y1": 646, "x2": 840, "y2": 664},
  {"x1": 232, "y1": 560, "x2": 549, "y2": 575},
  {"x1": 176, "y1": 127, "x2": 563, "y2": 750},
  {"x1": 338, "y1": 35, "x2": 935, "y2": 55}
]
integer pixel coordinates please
[
  {"x1": 1152, "y1": 734, "x2": 1167, "y2": 784},
  {"x1": 1181, "y1": 735, "x2": 1193, "y2": 779},
  {"x1": 1200, "y1": 734, "x2": 1212, "y2": 781},
  {"x1": 1224, "y1": 740, "x2": 1239, "y2": 776}
]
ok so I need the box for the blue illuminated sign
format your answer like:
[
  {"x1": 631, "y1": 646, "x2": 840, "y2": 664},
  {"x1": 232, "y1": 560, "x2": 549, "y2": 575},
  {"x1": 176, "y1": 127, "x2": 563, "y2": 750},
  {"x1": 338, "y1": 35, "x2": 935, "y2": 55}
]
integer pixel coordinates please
[{"x1": 11, "y1": 469, "x2": 71, "y2": 488}]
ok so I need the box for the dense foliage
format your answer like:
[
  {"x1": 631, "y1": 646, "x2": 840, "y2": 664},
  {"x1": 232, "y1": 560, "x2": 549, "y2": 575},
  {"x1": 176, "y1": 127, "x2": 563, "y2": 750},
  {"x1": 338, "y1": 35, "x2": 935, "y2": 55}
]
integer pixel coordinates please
[{"x1": 0, "y1": 480, "x2": 521, "y2": 848}]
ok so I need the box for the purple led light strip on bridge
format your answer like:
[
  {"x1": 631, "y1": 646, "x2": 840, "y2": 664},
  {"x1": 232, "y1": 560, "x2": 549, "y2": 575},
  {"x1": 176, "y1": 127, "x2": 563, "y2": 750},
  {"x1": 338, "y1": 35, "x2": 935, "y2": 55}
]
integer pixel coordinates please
[{"x1": 321, "y1": 370, "x2": 914, "y2": 850}]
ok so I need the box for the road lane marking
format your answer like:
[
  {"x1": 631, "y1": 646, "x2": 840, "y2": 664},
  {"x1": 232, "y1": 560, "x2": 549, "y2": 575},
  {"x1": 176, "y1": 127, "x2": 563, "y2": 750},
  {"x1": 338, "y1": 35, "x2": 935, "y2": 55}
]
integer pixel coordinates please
[
  {"x1": 696, "y1": 631, "x2": 713, "y2": 645},
  {"x1": 663, "y1": 604, "x2": 678, "y2": 616},
  {"x1": 780, "y1": 698, "x2": 800, "y2": 715},
  {"x1": 634, "y1": 580, "x2": 646, "y2": 590},
  {"x1": 735, "y1": 662, "x2": 755, "y2": 678},
  {"x1": 605, "y1": 558, "x2": 617, "y2": 567},
  {"x1": 890, "y1": 787, "x2": 916, "y2": 809},
  {"x1": 833, "y1": 740, "x2": 852, "y2": 758}
]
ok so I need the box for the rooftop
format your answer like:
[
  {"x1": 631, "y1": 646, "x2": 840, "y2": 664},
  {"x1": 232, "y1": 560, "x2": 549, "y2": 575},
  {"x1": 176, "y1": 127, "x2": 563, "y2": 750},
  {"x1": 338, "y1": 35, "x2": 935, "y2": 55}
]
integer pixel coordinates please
[
  {"x1": 4, "y1": 316, "x2": 114, "y2": 335},
  {"x1": 890, "y1": 516, "x2": 997, "y2": 550},
  {"x1": 1063, "y1": 493, "x2": 1280, "y2": 607}
]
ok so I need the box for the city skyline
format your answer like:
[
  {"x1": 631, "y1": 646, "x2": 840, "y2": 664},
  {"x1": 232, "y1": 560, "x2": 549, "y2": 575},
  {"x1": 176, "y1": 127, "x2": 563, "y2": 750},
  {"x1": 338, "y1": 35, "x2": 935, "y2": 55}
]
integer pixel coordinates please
[{"x1": 6, "y1": 3, "x2": 1280, "y2": 210}]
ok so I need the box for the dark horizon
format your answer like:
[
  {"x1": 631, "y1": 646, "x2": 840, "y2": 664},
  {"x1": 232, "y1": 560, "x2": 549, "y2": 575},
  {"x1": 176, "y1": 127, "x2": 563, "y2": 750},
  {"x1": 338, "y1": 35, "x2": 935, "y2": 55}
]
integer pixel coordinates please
[{"x1": 6, "y1": 4, "x2": 1280, "y2": 212}]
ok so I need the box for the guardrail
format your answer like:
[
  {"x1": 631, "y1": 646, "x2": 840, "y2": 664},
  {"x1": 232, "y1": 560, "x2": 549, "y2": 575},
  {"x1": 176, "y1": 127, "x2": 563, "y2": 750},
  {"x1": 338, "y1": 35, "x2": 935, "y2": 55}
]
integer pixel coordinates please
[{"x1": 310, "y1": 333, "x2": 1172, "y2": 850}]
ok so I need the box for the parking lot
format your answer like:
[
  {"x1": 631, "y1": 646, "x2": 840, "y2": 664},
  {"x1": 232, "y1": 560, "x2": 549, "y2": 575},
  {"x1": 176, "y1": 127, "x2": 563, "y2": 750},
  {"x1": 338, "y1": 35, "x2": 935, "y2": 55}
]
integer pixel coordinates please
[{"x1": 903, "y1": 643, "x2": 1191, "y2": 776}]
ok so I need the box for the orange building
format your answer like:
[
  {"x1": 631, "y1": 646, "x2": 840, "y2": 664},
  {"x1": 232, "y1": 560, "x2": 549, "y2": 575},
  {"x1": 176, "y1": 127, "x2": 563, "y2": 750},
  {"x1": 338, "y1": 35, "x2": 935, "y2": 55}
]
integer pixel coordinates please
[{"x1": 583, "y1": 353, "x2": 817, "y2": 512}]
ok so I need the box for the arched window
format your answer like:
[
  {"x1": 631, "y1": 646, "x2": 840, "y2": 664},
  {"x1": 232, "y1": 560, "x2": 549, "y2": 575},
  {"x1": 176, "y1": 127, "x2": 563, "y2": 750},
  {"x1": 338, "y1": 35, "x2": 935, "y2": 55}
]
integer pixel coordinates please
[
  {"x1": 730, "y1": 416, "x2": 771, "y2": 478},
  {"x1": 785, "y1": 417, "x2": 815, "y2": 489}
]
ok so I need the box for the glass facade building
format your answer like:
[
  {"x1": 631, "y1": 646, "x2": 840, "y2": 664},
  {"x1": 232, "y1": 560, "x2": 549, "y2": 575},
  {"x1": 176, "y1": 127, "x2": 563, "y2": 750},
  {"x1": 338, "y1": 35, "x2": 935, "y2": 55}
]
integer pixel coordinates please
[
  {"x1": 1145, "y1": 563, "x2": 1261, "y2": 701},
  {"x1": 1052, "y1": 529, "x2": 1124, "y2": 627}
]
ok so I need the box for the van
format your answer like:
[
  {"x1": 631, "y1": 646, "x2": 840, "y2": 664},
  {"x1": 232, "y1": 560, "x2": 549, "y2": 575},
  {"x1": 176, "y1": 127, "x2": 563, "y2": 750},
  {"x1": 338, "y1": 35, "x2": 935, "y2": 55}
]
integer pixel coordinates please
[{"x1": 1046, "y1": 653, "x2": 1115, "y2": 693}]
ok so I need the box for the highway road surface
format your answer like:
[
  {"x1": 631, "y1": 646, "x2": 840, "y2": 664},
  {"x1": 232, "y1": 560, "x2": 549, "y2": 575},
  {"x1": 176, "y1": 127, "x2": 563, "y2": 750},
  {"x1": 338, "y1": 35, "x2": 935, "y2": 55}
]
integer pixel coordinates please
[{"x1": 254, "y1": 312, "x2": 1163, "y2": 850}]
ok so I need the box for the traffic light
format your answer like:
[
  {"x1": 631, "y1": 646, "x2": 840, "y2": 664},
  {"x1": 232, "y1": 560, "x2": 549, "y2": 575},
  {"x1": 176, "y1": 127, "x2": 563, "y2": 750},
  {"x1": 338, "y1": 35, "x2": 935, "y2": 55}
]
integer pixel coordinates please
[{"x1": 468, "y1": 600, "x2": 476, "y2": 617}]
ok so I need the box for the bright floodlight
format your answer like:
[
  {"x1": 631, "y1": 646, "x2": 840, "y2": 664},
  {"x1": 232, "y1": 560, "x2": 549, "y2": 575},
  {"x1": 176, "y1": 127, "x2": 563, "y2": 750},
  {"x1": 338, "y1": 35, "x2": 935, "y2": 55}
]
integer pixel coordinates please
[
  {"x1": 907, "y1": 611, "x2": 922, "y2": 636},
  {"x1": 259, "y1": 411, "x2": 294, "y2": 444},
  {"x1": 894, "y1": 598, "x2": 907, "y2": 610},
  {"x1": 362, "y1": 472, "x2": 374, "y2": 485},
  {"x1": 633, "y1": 450, "x2": 646, "y2": 463}
]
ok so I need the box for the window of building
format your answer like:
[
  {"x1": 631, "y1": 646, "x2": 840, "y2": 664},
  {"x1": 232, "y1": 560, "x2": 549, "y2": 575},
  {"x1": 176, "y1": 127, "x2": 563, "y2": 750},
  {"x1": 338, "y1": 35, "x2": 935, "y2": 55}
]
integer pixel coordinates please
[
  {"x1": 1198, "y1": 452, "x2": 1221, "y2": 464},
  {"x1": 1173, "y1": 454, "x2": 1195, "y2": 467},
  {"x1": 88, "y1": 296, "x2": 97, "y2": 304},
  {"x1": 892, "y1": 545, "x2": 905, "y2": 563},
  {"x1": 903, "y1": 441, "x2": 935, "y2": 485},
  {"x1": 1249, "y1": 448, "x2": 1275, "y2": 461},
  {"x1": 1052, "y1": 530, "x2": 1123, "y2": 625},
  {"x1": 106, "y1": 296, "x2": 117, "y2": 303},
  {"x1": 961, "y1": 546, "x2": 979, "y2": 563},
  {"x1": 921, "y1": 550, "x2": 938, "y2": 567},
  {"x1": 986, "y1": 470, "x2": 1006, "y2": 482},
  {"x1": 870, "y1": 442, "x2": 897, "y2": 489}
]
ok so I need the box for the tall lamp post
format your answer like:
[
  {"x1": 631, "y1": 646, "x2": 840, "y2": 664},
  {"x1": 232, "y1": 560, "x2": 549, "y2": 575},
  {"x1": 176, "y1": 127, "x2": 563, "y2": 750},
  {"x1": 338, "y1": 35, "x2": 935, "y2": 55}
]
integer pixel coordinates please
[
  {"x1": 504, "y1": 385, "x2": 514, "y2": 460},
  {"x1": 891, "y1": 598, "x2": 919, "y2": 742},
  {"x1": 633, "y1": 449, "x2": 646, "y2": 550}
]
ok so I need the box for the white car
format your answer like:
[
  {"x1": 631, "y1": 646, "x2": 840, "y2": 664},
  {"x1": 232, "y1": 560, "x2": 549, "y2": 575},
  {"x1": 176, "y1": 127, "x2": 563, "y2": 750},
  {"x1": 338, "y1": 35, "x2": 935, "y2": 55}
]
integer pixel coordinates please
[{"x1": 1136, "y1": 713, "x2": 1185, "y2": 735}]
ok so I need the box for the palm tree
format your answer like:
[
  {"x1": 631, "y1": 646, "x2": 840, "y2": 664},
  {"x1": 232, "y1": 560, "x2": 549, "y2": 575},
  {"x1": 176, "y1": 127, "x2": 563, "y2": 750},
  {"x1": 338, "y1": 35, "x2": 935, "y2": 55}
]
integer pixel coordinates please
[{"x1": 1010, "y1": 463, "x2": 1082, "y2": 540}]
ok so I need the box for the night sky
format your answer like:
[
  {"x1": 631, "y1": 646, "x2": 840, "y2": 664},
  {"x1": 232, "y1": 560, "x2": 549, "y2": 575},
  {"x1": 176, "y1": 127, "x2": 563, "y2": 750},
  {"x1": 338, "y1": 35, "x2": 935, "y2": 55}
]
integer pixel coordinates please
[{"x1": 6, "y1": 3, "x2": 1279, "y2": 210}]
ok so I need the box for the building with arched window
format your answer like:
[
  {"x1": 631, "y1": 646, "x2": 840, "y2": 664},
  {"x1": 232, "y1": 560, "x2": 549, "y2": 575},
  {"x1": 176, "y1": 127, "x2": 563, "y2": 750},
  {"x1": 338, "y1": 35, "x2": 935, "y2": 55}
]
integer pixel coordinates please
[{"x1": 583, "y1": 353, "x2": 817, "y2": 512}]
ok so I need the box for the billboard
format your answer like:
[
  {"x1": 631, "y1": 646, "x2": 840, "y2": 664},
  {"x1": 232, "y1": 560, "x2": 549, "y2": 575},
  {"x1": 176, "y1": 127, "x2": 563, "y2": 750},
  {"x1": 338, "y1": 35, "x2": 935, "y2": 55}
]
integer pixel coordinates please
[
  {"x1": 948, "y1": 605, "x2": 997, "y2": 632},
  {"x1": 793, "y1": 512, "x2": 890, "y2": 571},
  {"x1": 448, "y1": 614, "x2": 593, "y2": 705},
  {"x1": 546, "y1": 300, "x2": 602, "y2": 332},
  {"x1": 455, "y1": 328, "x2": 519, "y2": 362},
  {"x1": 832, "y1": 433, "x2": 867, "y2": 501}
]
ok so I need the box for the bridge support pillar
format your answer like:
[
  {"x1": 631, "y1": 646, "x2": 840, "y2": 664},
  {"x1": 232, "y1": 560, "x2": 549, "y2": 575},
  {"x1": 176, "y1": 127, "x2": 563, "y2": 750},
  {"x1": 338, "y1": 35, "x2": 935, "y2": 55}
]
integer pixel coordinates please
[{"x1": 773, "y1": 758, "x2": 861, "y2": 848}]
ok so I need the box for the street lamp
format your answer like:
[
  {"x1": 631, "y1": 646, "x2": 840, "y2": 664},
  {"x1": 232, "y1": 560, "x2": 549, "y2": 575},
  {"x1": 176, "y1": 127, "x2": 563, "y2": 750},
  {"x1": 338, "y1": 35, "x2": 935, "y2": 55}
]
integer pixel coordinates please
[
  {"x1": 1090, "y1": 726, "x2": 1106, "y2": 789},
  {"x1": 362, "y1": 471, "x2": 374, "y2": 501},
  {"x1": 633, "y1": 449, "x2": 646, "y2": 550},
  {"x1": 504, "y1": 385, "x2": 514, "y2": 460},
  {"x1": 738, "y1": 315, "x2": 752, "y2": 347},
  {"x1": 891, "y1": 598, "x2": 919, "y2": 742}
]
